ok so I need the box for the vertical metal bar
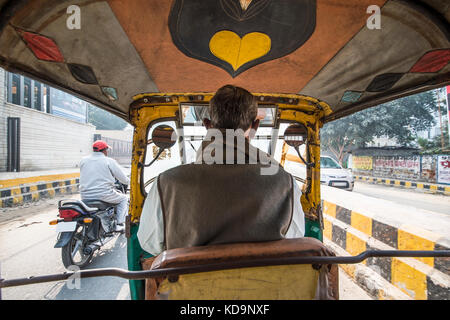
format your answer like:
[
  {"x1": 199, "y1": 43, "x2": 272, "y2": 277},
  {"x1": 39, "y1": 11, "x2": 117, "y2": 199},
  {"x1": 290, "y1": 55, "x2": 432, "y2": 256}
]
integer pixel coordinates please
[
  {"x1": 16, "y1": 118, "x2": 20, "y2": 172},
  {"x1": 19, "y1": 75, "x2": 24, "y2": 106},
  {"x1": 30, "y1": 79, "x2": 35, "y2": 108},
  {"x1": 40, "y1": 82, "x2": 44, "y2": 111},
  {"x1": 47, "y1": 86, "x2": 53, "y2": 114},
  {"x1": 7, "y1": 118, "x2": 12, "y2": 171},
  {"x1": 7, "y1": 117, "x2": 20, "y2": 172}
]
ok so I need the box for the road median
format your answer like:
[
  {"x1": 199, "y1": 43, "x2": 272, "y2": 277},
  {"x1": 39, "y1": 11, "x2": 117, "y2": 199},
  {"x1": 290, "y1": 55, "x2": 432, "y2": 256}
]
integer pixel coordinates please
[
  {"x1": 320, "y1": 184, "x2": 450, "y2": 300},
  {"x1": 0, "y1": 170, "x2": 80, "y2": 208},
  {"x1": 354, "y1": 175, "x2": 450, "y2": 196}
]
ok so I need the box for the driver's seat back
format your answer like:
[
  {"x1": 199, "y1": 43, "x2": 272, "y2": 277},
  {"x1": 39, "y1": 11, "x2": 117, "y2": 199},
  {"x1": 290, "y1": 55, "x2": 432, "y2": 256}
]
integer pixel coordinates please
[{"x1": 142, "y1": 238, "x2": 339, "y2": 300}]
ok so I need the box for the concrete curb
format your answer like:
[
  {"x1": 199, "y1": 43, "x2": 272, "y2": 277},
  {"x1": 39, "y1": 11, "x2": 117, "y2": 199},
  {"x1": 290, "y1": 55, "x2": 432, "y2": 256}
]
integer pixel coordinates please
[
  {"x1": 322, "y1": 199, "x2": 450, "y2": 300},
  {"x1": 325, "y1": 239, "x2": 412, "y2": 300},
  {"x1": 0, "y1": 173, "x2": 80, "y2": 208},
  {"x1": 354, "y1": 175, "x2": 450, "y2": 195}
]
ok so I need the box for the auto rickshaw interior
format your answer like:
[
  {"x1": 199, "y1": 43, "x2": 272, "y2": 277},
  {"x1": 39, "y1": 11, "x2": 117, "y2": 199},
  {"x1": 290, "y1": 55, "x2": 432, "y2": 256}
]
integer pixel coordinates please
[
  {"x1": 123, "y1": 92, "x2": 339, "y2": 300},
  {"x1": 1, "y1": 0, "x2": 449, "y2": 301},
  {"x1": 130, "y1": 93, "x2": 330, "y2": 240}
]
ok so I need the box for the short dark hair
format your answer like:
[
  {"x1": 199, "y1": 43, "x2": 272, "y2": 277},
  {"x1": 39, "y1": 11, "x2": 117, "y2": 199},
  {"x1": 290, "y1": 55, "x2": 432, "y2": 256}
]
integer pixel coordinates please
[{"x1": 209, "y1": 85, "x2": 257, "y2": 131}]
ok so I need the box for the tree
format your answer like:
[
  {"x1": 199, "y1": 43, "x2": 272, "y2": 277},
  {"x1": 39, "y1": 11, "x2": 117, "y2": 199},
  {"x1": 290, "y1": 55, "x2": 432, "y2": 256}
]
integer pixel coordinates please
[
  {"x1": 87, "y1": 104, "x2": 128, "y2": 130},
  {"x1": 417, "y1": 119, "x2": 450, "y2": 154},
  {"x1": 321, "y1": 89, "x2": 439, "y2": 165},
  {"x1": 320, "y1": 111, "x2": 378, "y2": 165}
]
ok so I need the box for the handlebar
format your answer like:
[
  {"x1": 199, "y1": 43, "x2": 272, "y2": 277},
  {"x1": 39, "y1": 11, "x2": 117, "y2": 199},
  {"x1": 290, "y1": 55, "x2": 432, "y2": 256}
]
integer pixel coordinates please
[{"x1": 1, "y1": 250, "x2": 449, "y2": 289}]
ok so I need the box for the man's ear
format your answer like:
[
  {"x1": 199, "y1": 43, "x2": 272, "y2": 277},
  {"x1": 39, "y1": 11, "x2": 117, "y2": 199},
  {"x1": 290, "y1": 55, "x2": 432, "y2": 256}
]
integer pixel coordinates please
[
  {"x1": 248, "y1": 119, "x2": 260, "y2": 139},
  {"x1": 203, "y1": 118, "x2": 212, "y2": 129},
  {"x1": 251, "y1": 119, "x2": 260, "y2": 131}
]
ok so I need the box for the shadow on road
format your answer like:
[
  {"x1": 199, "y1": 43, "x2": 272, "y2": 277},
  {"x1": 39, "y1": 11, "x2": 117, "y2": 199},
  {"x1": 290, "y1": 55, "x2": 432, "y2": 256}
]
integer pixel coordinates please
[{"x1": 45, "y1": 235, "x2": 130, "y2": 300}]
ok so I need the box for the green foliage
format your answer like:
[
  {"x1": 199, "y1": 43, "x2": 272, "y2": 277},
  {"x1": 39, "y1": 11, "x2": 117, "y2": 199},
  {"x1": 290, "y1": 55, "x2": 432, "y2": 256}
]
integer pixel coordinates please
[
  {"x1": 87, "y1": 104, "x2": 128, "y2": 130},
  {"x1": 379, "y1": 90, "x2": 439, "y2": 145},
  {"x1": 418, "y1": 119, "x2": 450, "y2": 154},
  {"x1": 321, "y1": 89, "x2": 439, "y2": 163}
]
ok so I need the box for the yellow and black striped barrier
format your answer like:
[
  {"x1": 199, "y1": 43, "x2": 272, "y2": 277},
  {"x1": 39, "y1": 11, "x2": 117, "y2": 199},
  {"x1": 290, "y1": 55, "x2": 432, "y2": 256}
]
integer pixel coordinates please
[
  {"x1": 0, "y1": 173, "x2": 80, "y2": 208},
  {"x1": 322, "y1": 200, "x2": 450, "y2": 300},
  {"x1": 354, "y1": 175, "x2": 450, "y2": 195}
]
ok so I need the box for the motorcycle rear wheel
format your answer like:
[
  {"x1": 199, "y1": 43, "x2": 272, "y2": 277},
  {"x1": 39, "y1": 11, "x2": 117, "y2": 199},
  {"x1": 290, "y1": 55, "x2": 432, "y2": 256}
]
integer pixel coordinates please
[{"x1": 61, "y1": 225, "x2": 94, "y2": 269}]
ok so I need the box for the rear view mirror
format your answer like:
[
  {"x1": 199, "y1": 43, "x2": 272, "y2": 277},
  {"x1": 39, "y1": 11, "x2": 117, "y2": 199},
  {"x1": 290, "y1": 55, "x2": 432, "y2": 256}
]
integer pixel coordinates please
[
  {"x1": 284, "y1": 123, "x2": 307, "y2": 147},
  {"x1": 180, "y1": 103, "x2": 278, "y2": 127},
  {"x1": 140, "y1": 125, "x2": 177, "y2": 168},
  {"x1": 152, "y1": 125, "x2": 177, "y2": 149},
  {"x1": 284, "y1": 123, "x2": 314, "y2": 168}
]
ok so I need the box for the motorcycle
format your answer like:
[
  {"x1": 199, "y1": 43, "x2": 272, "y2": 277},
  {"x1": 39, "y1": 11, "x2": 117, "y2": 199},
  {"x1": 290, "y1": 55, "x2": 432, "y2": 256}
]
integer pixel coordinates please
[{"x1": 50, "y1": 181, "x2": 128, "y2": 269}]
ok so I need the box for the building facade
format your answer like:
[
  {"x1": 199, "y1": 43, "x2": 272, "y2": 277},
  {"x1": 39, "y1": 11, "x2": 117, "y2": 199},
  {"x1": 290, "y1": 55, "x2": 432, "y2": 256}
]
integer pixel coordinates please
[{"x1": 0, "y1": 67, "x2": 95, "y2": 172}]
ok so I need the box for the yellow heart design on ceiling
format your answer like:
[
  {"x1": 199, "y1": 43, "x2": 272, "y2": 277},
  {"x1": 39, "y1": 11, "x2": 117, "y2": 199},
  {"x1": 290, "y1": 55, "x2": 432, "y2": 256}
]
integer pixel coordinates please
[{"x1": 209, "y1": 31, "x2": 271, "y2": 71}]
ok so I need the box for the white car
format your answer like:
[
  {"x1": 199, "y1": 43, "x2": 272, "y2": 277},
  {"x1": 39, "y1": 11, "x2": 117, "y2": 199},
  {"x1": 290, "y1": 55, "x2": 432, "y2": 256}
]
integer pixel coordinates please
[{"x1": 320, "y1": 156, "x2": 354, "y2": 191}]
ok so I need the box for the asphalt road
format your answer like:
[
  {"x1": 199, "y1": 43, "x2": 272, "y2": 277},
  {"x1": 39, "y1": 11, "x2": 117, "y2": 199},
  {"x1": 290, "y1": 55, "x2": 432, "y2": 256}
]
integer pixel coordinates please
[
  {"x1": 352, "y1": 181, "x2": 450, "y2": 216},
  {"x1": 0, "y1": 194, "x2": 373, "y2": 300},
  {"x1": 0, "y1": 195, "x2": 130, "y2": 300}
]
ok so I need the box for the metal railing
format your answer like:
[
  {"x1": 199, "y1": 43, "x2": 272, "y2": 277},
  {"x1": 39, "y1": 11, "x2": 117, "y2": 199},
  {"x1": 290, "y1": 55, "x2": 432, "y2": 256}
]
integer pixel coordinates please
[{"x1": 1, "y1": 250, "x2": 449, "y2": 291}]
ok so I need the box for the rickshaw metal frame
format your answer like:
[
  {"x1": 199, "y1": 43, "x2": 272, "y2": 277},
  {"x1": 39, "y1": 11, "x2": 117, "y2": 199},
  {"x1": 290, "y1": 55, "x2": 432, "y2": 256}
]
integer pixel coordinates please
[{"x1": 1, "y1": 250, "x2": 449, "y2": 292}]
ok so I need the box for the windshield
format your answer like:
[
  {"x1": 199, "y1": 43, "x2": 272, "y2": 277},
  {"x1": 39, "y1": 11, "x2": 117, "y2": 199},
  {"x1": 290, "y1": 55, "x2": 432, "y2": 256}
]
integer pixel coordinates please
[
  {"x1": 143, "y1": 120, "x2": 283, "y2": 192},
  {"x1": 321, "y1": 157, "x2": 342, "y2": 169}
]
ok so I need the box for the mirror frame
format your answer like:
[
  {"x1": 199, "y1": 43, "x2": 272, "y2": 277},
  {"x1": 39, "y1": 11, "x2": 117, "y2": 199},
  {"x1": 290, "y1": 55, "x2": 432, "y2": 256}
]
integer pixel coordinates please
[
  {"x1": 150, "y1": 124, "x2": 177, "y2": 150},
  {"x1": 283, "y1": 123, "x2": 308, "y2": 148},
  {"x1": 179, "y1": 103, "x2": 279, "y2": 128}
]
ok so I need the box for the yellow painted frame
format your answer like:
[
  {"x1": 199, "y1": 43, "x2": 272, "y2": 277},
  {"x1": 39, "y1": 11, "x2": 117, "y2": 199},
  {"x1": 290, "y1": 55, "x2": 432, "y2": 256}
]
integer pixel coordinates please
[{"x1": 128, "y1": 93, "x2": 331, "y2": 223}]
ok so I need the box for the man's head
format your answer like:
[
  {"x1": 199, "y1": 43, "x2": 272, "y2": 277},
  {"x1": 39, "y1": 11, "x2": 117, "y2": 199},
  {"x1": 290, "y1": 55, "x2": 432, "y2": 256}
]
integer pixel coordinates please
[
  {"x1": 92, "y1": 140, "x2": 110, "y2": 156},
  {"x1": 206, "y1": 85, "x2": 259, "y2": 135}
]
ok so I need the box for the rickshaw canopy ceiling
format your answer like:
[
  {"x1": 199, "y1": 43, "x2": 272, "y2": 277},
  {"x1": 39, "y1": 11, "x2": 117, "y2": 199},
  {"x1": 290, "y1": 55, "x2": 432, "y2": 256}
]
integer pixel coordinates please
[{"x1": 0, "y1": 0, "x2": 448, "y2": 122}]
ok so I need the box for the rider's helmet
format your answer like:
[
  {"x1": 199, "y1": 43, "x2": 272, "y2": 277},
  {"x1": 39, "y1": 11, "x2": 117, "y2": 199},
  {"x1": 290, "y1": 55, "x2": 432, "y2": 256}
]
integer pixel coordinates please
[{"x1": 92, "y1": 140, "x2": 111, "y2": 152}]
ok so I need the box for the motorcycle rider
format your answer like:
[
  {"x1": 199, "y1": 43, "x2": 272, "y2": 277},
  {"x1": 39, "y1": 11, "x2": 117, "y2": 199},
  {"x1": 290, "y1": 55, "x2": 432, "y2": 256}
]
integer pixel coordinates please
[{"x1": 80, "y1": 140, "x2": 130, "y2": 232}]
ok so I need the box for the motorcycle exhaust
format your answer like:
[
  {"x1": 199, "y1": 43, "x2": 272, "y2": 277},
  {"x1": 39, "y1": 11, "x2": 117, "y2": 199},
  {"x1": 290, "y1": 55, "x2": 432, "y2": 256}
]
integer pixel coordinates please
[
  {"x1": 83, "y1": 243, "x2": 100, "y2": 255},
  {"x1": 82, "y1": 235, "x2": 114, "y2": 255}
]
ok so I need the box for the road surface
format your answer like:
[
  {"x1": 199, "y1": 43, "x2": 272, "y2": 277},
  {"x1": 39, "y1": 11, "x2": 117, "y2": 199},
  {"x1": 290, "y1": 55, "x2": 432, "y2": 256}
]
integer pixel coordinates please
[
  {"x1": 0, "y1": 193, "x2": 374, "y2": 300},
  {"x1": 0, "y1": 195, "x2": 130, "y2": 300},
  {"x1": 352, "y1": 181, "x2": 450, "y2": 215}
]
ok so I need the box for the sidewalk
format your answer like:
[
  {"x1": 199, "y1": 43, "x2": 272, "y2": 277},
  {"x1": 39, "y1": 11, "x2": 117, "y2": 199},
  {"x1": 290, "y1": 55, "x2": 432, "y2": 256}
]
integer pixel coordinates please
[
  {"x1": 354, "y1": 175, "x2": 450, "y2": 196},
  {"x1": 0, "y1": 169, "x2": 80, "y2": 208}
]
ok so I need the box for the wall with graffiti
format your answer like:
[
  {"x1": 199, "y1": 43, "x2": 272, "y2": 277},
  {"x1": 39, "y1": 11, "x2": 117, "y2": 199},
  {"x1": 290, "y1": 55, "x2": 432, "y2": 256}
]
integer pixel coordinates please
[
  {"x1": 352, "y1": 155, "x2": 450, "y2": 184},
  {"x1": 437, "y1": 155, "x2": 450, "y2": 184}
]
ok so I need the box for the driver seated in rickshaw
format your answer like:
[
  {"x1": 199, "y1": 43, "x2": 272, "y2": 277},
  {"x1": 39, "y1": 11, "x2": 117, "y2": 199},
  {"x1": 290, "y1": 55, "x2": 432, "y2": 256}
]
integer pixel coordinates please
[{"x1": 137, "y1": 85, "x2": 305, "y2": 256}]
